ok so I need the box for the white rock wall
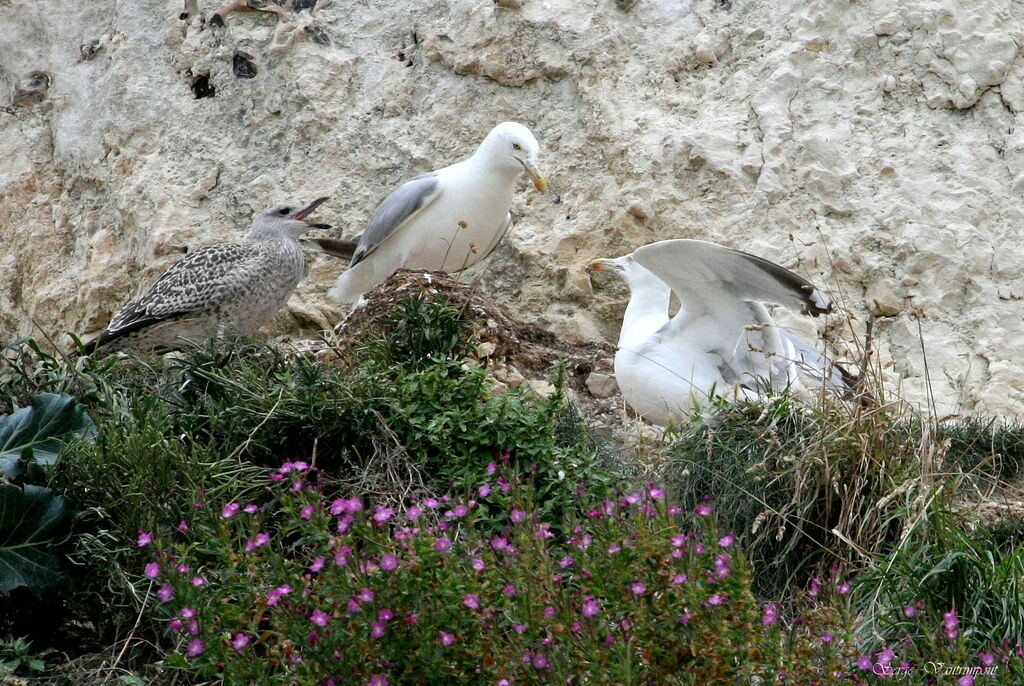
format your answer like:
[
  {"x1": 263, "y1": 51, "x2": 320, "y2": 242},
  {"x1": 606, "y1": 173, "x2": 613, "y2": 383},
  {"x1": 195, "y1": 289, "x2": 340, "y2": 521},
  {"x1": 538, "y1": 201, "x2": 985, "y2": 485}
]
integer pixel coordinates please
[{"x1": 1, "y1": 0, "x2": 1022, "y2": 416}]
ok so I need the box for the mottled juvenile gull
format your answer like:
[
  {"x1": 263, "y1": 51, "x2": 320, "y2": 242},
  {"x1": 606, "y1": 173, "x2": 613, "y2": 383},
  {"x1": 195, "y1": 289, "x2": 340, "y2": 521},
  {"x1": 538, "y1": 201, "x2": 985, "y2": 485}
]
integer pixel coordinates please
[
  {"x1": 328, "y1": 121, "x2": 548, "y2": 305},
  {"x1": 590, "y1": 239, "x2": 847, "y2": 425},
  {"x1": 83, "y1": 197, "x2": 330, "y2": 354}
]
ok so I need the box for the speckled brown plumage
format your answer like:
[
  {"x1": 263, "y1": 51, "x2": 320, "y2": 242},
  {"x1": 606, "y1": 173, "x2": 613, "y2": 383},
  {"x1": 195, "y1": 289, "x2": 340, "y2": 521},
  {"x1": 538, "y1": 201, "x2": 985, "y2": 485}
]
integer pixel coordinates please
[{"x1": 84, "y1": 198, "x2": 329, "y2": 354}]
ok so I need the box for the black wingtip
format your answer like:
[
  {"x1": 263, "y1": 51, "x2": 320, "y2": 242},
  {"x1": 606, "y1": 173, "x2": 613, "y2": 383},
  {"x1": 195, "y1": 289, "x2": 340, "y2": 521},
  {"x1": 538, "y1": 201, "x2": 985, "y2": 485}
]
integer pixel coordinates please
[
  {"x1": 210, "y1": 13, "x2": 226, "y2": 27},
  {"x1": 798, "y1": 284, "x2": 834, "y2": 317}
]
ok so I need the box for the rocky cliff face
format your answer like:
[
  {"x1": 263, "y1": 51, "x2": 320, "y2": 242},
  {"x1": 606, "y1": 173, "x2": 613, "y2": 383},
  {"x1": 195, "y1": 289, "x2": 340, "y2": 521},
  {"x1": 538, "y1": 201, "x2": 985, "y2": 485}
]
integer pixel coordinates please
[{"x1": 2, "y1": 0, "x2": 1022, "y2": 416}]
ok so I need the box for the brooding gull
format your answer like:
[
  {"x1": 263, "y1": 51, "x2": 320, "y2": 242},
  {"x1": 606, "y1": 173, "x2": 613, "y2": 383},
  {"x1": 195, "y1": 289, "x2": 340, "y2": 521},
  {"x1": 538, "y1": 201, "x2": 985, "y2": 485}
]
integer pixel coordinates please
[
  {"x1": 590, "y1": 239, "x2": 847, "y2": 425},
  {"x1": 328, "y1": 121, "x2": 548, "y2": 305},
  {"x1": 83, "y1": 198, "x2": 330, "y2": 354}
]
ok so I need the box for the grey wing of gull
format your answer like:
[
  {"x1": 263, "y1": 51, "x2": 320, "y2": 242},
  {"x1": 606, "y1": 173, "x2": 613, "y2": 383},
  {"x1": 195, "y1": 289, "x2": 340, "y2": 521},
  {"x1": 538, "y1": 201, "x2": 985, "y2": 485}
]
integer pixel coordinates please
[
  {"x1": 349, "y1": 172, "x2": 442, "y2": 267},
  {"x1": 633, "y1": 239, "x2": 833, "y2": 317},
  {"x1": 781, "y1": 331, "x2": 854, "y2": 390},
  {"x1": 107, "y1": 242, "x2": 264, "y2": 335},
  {"x1": 300, "y1": 235, "x2": 361, "y2": 261}
]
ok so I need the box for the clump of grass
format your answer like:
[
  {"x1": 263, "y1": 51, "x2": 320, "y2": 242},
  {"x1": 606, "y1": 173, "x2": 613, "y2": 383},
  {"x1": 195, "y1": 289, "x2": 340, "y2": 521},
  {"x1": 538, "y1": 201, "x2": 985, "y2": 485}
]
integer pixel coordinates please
[
  {"x1": 660, "y1": 366, "x2": 1024, "y2": 602},
  {"x1": 852, "y1": 494, "x2": 1024, "y2": 652},
  {"x1": 934, "y1": 416, "x2": 1024, "y2": 484},
  {"x1": 662, "y1": 387, "x2": 931, "y2": 598}
]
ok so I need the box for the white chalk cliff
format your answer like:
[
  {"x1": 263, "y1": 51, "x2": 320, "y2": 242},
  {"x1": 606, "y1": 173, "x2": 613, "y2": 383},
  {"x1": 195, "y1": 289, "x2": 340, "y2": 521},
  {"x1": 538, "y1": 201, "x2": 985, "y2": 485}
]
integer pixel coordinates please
[{"x1": 1, "y1": 0, "x2": 1022, "y2": 416}]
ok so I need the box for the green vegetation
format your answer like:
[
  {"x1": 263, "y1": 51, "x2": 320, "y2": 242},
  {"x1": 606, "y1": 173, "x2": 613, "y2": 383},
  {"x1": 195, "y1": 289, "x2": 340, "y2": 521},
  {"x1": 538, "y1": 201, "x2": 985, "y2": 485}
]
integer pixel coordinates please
[{"x1": 0, "y1": 291, "x2": 1022, "y2": 683}]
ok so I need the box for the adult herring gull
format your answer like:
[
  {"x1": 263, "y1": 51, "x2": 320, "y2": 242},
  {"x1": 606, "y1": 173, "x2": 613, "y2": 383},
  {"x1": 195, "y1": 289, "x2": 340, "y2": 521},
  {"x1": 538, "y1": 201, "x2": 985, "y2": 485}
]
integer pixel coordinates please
[
  {"x1": 83, "y1": 197, "x2": 330, "y2": 354},
  {"x1": 590, "y1": 239, "x2": 848, "y2": 425},
  {"x1": 328, "y1": 121, "x2": 548, "y2": 305}
]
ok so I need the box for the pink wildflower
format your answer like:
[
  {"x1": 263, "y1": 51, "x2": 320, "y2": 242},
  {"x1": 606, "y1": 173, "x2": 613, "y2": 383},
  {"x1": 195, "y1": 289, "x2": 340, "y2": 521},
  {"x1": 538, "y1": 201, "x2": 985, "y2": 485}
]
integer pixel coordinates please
[
  {"x1": 439, "y1": 631, "x2": 456, "y2": 646},
  {"x1": 762, "y1": 603, "x2": 778, "y2": 627},
  {"x1": 137, "y1": 531, "x2": 153, "y2": 547},
  {"x1": 187, "y1": 639, "x2": 204, "y2": 658},
  {"x1": 221, "y1": 502, "x2": 240, "y2": 519},
  {"x1": 266, "y1": 584, "x2": 293, "y2": 606}
]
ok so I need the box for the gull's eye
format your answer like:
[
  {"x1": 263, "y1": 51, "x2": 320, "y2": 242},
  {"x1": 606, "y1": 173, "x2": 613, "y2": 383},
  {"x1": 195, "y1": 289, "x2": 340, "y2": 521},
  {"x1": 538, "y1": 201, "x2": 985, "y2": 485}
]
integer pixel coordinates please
[
  {"x1": 279, "y1": 207, "x2": 292, "y2": 215},
  {"x1": 512, "y1": 142, "x2": 522, "y2": 151}
]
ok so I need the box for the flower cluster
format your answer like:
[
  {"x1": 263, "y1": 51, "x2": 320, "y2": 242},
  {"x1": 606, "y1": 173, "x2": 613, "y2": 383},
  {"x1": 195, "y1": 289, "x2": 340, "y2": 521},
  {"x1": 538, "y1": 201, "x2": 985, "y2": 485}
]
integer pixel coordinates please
[{"x1": 139, "y1": 462, "x2": 1024, "y2": 684}]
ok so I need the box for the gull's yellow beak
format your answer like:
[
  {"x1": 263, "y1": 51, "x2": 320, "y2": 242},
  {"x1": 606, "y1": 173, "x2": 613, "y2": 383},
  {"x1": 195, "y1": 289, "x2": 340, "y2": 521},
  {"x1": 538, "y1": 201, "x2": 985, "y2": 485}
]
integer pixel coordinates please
[
  {"x1": 522, "y1": 161, "x2": 548, "y2": 193},
  {"x1": 588, "y1": 258, "x2": 611, "y2": 272}
]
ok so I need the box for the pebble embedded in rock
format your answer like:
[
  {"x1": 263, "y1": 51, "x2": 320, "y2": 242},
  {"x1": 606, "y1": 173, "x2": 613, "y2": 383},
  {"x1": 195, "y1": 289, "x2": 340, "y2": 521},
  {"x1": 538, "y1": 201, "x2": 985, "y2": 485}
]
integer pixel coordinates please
[
  {"x1": 475, "y1": 341, "x2": 497, "y2": 358},
  {"x1": 586, "y1": 372, "x2": 618, "y2": 399}
]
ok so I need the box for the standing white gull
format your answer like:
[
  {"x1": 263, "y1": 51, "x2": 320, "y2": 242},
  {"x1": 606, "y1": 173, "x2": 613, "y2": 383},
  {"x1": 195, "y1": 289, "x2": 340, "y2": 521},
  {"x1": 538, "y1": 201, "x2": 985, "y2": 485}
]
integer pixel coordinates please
[
  {"x1": 590, "y1": 239, "x2": 848, "y2": 425},
  {"x1": 83, "y1": 197, "x2": 330, "y2": 354},
  {"x1": 328, "y1": 121, "x2": 548, "y2": 305}
]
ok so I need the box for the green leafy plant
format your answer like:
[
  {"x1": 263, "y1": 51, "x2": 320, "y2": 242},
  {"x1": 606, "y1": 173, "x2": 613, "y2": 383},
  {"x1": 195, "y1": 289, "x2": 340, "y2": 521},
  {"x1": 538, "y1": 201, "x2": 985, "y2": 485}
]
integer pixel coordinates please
[
  {"x1": 0, "y1": 635, "x2": 52, "y2": 678},
  {"x1": 0, "y1": 484, "x2": 70, "y2": 596},
  {"x1": 0, "y1": 393, "x2": 93, "y2": 597},
  {"x1": 1, "y1": 392, "x2": 96, "y2": 480}
]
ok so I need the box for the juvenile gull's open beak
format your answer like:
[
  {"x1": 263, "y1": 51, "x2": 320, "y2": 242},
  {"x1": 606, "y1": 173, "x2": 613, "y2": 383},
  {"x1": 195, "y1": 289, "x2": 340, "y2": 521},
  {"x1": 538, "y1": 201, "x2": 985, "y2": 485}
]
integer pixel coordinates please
[
  {"x1": 521, "y1": 161, "x2": 548, "y2": 193},
  {"x1": 295, "y1": 196, "x2": 330, "y2": 229}
]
